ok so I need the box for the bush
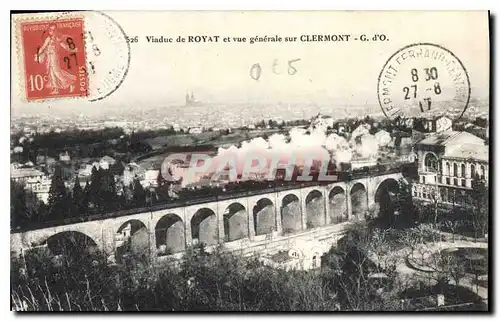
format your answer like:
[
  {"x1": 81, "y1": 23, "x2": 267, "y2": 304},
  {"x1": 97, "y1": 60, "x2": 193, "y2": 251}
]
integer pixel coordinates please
[{"x1": 11, "y1": 244, "x2": 340, "y2": 311}]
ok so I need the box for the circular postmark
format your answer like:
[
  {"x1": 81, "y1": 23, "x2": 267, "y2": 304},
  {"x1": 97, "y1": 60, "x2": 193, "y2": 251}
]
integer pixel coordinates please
[
  {"x1": 377, "y1": 43, "x2": 470, "y2": 122},
  {"x1": 83, "y1": 11, "x2": 131, "y2": 101}
]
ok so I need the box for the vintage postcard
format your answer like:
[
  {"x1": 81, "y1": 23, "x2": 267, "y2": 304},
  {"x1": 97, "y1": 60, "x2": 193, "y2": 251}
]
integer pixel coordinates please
[{"x1": 10, "y1": 11, "x2": 490, "y2": 312}]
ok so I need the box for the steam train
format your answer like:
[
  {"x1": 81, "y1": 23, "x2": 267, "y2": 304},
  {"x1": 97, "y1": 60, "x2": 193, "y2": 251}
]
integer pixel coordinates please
[
  {"x1": 177, "y1": 155, "x2": 418, "y2": 200},
  {"x1": 271, "y1": 156, "x2": 417, "y2": 183}
]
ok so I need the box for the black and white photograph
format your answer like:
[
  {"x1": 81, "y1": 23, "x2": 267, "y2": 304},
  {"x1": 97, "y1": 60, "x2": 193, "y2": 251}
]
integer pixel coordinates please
[{"x1": 9, "y1": 9, "x2": 491, "y2": 312}]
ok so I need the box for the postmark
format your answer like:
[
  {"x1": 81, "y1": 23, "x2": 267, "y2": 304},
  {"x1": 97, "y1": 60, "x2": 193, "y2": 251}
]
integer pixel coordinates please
[
  {"x1": 83, "y1": 11, "x2": 131, "y2": 102},
  {"x1": 13, "y1": 11, "x2": 130, "y2": 102},
  {"x1": 19, "y1": 17, "x2": 88, "y2": 101},
  {"x1": 377, "y1": 43, "x2": 470, "y2": 122}
]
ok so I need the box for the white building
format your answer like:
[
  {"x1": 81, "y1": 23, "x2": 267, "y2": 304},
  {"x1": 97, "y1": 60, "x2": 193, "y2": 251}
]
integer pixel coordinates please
[
  {"x1": 59, "y1": 151, "x2": 71, "y2": 162},
  {"x1": 374, "y1": 129, "x2": 392, "y2": 147},
  {"x1": 99, "y1": 156, "x2": 116, "y2": 170},
  {"x1": 123, "y1": 163, "x2": 146, "y2": 187},
  {"x1": 413, "y1": 131, "x2": 488, "y2": 206},
  {"x1": 261, "y1": 246, "x2": 323, "y2": 271},
  {"x1": 11, "y1": 167, "x2": 45, "y2": 187},
  {"x1": 11, "y1": 163, "x2": 21, "y2": 171},
  {"x1": 434, "y1": 116, "x2": 453, "y2": 132},
  {"x1": 188, "y1": 127, "x2": 203, "y2": 134},
  {"x1": 396, "y1": 117, "x2": 414, "y2": 129},
  {"x1": 311, "y1": 113, "x2": 334, "y2": 132},
  {"x1": 11, "y1": 167, "x2": 52, "y2": 203},
  {"x1": 92, "y1": 162, "x2": 101, "y2": 171},
  {"x1": 421, "y1": 116, "x2": 453, "y2": 133},
  {"x1": 31, "y1": 177, "x2": 52, "y2": 204},
  {"x1": 78, "y1": 164, "x2": 94, "y2": 177},
  {"x1": 143, "y1": 168, "x2": 160, "y2": 187},
  {"x1": 13, "y1": 146, "x2": 23, "y2": 153}
]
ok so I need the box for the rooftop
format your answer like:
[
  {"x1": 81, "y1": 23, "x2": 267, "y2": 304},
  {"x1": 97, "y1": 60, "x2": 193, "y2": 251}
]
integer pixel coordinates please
[
  {"x1": 100, "y1": 155, "x2": 116, "y2": 163},
  {"x1": 417, "y1": 131, "x2": 484, "y2": 147},
  {"x1": 444, "y1": 143, "x2": 488, "y2": 162},
  {"x1": 11, "y1": 168, "x2": 45, "y2": 179}
]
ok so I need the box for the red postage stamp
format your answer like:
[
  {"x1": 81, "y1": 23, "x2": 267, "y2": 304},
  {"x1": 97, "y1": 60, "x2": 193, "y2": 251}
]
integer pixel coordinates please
[{"x1": 19, "y1": 18, "x2": 88, "y2": 101}]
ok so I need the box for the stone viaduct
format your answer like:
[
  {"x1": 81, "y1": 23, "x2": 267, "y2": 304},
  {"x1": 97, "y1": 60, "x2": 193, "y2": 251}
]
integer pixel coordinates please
[{"x1": 11, "y1": 172, "x2": 402, "y2": 261}]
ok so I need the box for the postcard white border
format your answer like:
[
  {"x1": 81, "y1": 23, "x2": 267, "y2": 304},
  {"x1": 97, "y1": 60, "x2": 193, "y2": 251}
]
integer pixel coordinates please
[{"x1": 3, "y1": 0, "x2": 497, "y2": 319}]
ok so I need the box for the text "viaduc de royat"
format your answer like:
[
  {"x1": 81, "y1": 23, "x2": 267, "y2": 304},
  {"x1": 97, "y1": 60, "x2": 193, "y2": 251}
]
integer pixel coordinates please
[{"x1": 130, "y1": 34, "x2": 388, "y2": 44}]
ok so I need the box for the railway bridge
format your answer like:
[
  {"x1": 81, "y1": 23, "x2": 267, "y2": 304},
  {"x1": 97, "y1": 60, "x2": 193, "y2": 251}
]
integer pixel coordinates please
[{"x1": 11, "y1": 171, "x2": 403, "y2": 262}]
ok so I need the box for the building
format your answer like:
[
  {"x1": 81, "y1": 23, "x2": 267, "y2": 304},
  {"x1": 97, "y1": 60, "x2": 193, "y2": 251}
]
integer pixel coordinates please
[
  {"x1": 351, "y1": 157, "x2": 378, "y2": 170},
  {"x1": 374, "y1": 129, "x2": 392, "y2": 147},
  {"x1": 311, "y1": 113, "x2": 334, "y2": 131},
  {"x1": 185, "y1": 92, "x2": 201, "y2": 106},
  {"x1": 99, "y1": 156, "x2": 116, "y2": 170},
  {"x1": 91, "y1": 162, "x2": 101, "y2": 171},
  {"x1": 416, "y1": 116, "x2": 453, "y2": 133},
  {"x1": 13, "y1": 146, "x2": 23, "y2": 154},
  {"x1": 59, "y1": 151, "x2": 71, "y2": 162},
  {"x1": 36, "y1": 155, "x2": 47, "y2": 164},
  {"x1": 188, "y1": 127, "x2": 202, "y2": 134},
  {"x1": 260, "y1": 242, "x2": 325, "y2": 271},
  {"x1": 395, "y1": 117, "x2": 414, "y2": 129},
  {"x1": 31, "y1": 177, "x2": 52, "y2": 204},
  {"x1": 11, "y1": 166, "x2": 53, "y2": 203},
  {"x1": 11, "y1": 163, "x2": 21, "y2": 171},
  {"x1": 351, "y1": 123, "x2": 371, "y2": 139},
  {"x1": 434, "y1": 116, "x2": 453, "y2": 132},
  {"x1": 11, "y1": 167, "x2": 45, "y2": 187},
  {"x1": 78, "y1": 164, "x2": 94, "y2": 178},
  {"x1": 412, "y1": 131, "x2": 488, "y2": 206},
  {"x1": 123, "y1": 163, "x2": 146, "y2": 187},
  {"x1": 44, "y1": 157, "x2": 57, "y2": 168},
  {"x1": 172, "y1": 123, "x2": 181, "y2": 132},
  {"x1": 60, "y1": 165, "x2": 76, "y2": 181},
  {"x1": 143, "y1": 167, "x2": 160, "y2": 187}
]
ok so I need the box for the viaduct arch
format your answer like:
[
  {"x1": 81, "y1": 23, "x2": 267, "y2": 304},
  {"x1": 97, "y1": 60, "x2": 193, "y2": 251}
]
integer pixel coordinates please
[
  {"x1": 373, "y1": 178, "x2": 400, "y2": 223},
  {"x1": 155, "y1": 213, "x2": 185, "y2": 255}
]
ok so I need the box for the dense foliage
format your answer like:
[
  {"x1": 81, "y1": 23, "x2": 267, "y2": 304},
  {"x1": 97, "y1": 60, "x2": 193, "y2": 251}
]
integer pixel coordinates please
[{"x1": 11, "y1": 218, "x2": 488, "y2": 312}]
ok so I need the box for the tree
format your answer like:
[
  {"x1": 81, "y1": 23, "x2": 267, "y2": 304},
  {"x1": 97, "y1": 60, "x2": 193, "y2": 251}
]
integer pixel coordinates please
[
  {"x1": 320, "y1": 223, "x2": 403, "y2": 311},
  {"x1": 82, "y1": 181, "x2": 91, "y2": 214},
  {"x1": 397, "y1": 228, "x2": 419, "y2": 259},
  {"x1": 48, "y1": 166, "x2": 69, "y2": 219},
  {"x1": 123, "y1": 183, "x2": 134, "y2": 204},
  {"x1": 72, "y1": 176, "x2": 84, "y2": 216},
  {"x1": 100, "y1": 169, "x2": 118, "y2": 211},
  {"x1": 11, "y1": 180, "x2": 29, "y2": 227},
  {"x1": 157, "y1": 168, "x2": 169, "y2": 189},
  {"x1": 156, "y1": 168, "x2": 173, "y2": 201},
  {"x1": 438, "y1": 253, "x2": 466, "y2": 288},
  {"x1": 394, "y1": 178, "x2": 416, "y2": 226},
  {"x1": 110, "y1": 161, "x2": 125, "y2": 176},
  {"x1": 132, "y1": 178, "x2": 146, "y2": 206},
  {"x1": 441, "y1": 220, "x2": 460, "y2": 242},
  {"x1": 471, "y1": 176, "x2": 488, "y2": 239},
  {"x1": 88, "y1": 166, "x2": 102, "y2": 209},
  {"x1": 156, "y1": 169, "x2": 166, "y2": 189}
]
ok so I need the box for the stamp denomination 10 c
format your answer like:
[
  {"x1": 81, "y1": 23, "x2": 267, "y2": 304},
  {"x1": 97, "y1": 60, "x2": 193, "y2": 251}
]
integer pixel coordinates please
[{"x1": 20, "y1": 17, "x2": 88, "y2": 101}]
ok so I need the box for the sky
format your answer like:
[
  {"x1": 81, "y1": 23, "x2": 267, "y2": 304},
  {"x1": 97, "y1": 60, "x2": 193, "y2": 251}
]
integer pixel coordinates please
[{"x1": 11, "y1": 11, "x2": 490, "y2": 116}]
